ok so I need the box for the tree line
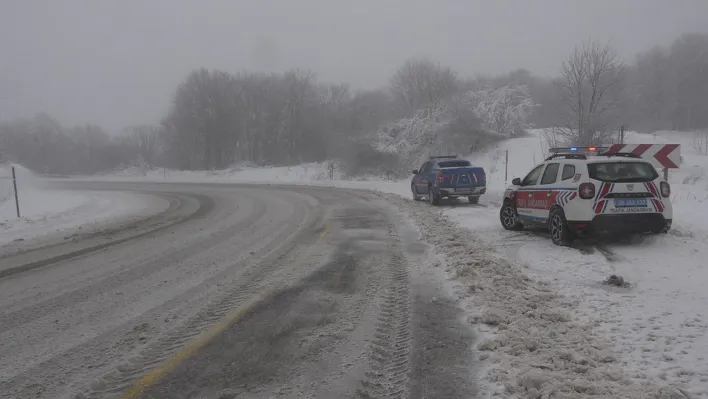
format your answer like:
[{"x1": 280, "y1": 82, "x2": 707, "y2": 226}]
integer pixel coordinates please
[{"x1": 1, "y1": 32, "x2": 707, "y2": 175}]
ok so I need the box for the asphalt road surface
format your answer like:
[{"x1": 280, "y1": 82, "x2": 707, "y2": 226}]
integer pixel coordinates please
[{"x1": 0, "y1": 182, "x2": 478, "y2": 399}]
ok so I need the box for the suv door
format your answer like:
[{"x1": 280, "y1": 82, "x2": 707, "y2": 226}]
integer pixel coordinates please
[
  {"x1": 536, "y1": 162, "x2": 561, "y2": 221},
  {"x1": 516, "y1": 164, "x2": 546, "y2": 221}
]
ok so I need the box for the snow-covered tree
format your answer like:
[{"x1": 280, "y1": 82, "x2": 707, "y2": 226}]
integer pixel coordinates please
[{"x1": 464, "y1": 84, "x2": 535, "y2": 137}]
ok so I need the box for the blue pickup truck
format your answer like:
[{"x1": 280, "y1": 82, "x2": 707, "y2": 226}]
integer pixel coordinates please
[{"x1": 411, "y1": 155, "x2": 487, "y2": 205}]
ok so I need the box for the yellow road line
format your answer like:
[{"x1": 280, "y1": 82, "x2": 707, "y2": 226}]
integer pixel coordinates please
[
  {"x1": 120, "y1": 286, "x2": 277, "y2": 399},
  {"x1": 318, "y1": 223, "x2": 329, "y2": 242},
  {"x1": 121, "y1": 222, "x2": 329, "y2": 399}
]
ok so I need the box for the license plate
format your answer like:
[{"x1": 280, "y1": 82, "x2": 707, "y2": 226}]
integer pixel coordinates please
[
  {"x1": 614, "y1": 199, "x2": 647, "y2": 207},
  {"x1": 455, "y1": 188, "x2": 471, "y2": 194}
]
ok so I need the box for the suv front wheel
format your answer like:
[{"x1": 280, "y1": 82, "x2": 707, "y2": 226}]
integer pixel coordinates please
[
  {"x1": 549, "y1": 207, "x2": 574, "y2": 246},
  {"x1": 412, "y1": 184, "x2": 422, "y2": 201},
  {"x1": 500, "y1": 202, "x2": 523, "y2": 230}
]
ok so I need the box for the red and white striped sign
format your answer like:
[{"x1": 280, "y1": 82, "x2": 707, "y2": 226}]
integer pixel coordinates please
[{"x1": 606, "y1": 144, "x2": 681, "y2": 169}]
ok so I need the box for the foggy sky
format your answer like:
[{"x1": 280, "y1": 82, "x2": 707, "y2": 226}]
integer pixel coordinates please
[{"x1": 2, "y1": 0, "x2": 707, "y2": 132}]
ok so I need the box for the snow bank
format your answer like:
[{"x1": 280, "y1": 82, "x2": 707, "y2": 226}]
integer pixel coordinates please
[
  {"x1": 445, "y1": 129, "x2": 708, "y2": 397},
  {"x1": 0, "y1": 164, "x2": 163, "y2": 245},
  {"x1": 376, "y1": 191, "x2": 687, "y2": 398},
  {"x1": 0, "y1": 163, "x2": 66, "y2": 223}
]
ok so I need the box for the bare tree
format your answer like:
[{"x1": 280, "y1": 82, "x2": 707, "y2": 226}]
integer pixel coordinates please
[
  {"x1": 123, "y1": 125, "x2": 162, "y2": 167},
  {"x1": 693, "y1": 130, "x2": 708, "y2": 156},
  {"x1": 555, "y1": 40, "x2": 625, "y2": 145},
  {"x1": 390, "y1": 58, "x2": 459, "y2": 114},
  {"x1": 162, "y1": 68, "x2": 241, "y2": 169},
  {"x1": 668, "y1": 33, "x2": 708, "y2": 130}
]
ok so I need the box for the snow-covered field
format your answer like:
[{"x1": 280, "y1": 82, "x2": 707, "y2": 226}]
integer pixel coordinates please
[
  {"x1": 447, "y1": 129, "x2": 708, "y2": 397},
  {"x1": 0, "y1": 164, "x2": 165, "y2": 245},
  {"x1": 30, "y1": 128, "x2": 708, "y2": 397}
]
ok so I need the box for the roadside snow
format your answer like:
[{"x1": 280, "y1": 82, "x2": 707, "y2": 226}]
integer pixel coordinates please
[
  {"x1": 0, "y1": 165, "x2": 164, "y2": 245},
  {"x1": 444, "y1": 129, "x2": 708, "y2": 397},
  {"x1": 378, "y1": 191, "x2": 686, "y2": 398},
  {"x1": 65, "y1": 162, "x2": 415, "y2": 198}
]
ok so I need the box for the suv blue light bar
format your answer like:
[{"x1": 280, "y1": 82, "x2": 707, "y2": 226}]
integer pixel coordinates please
[{"x1": 429, "y1": 155, "x2": 458, "y2": 159}]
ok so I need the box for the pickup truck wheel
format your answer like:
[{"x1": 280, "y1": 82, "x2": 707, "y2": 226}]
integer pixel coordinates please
[
  {"x1": 428, "y1": 187, "x2": 440, "y2": 206},
  {"x1": 468, "y1": 196, "x2": 480, "y2": 205},
  {"x1": 411, "y1": 184, "x2": 422, "y2": 201},
  {"x1": 500, "y1": 202, "x2": 523, "y2": 230}
]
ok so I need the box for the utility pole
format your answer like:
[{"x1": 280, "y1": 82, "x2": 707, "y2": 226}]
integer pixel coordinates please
[{"x1": 619, "y1": 125, "x2": 625, "y2": 144}]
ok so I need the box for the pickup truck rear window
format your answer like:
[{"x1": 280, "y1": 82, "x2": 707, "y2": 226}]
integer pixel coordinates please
[
  {"x1": 587, "y1": 162, "x2": 658, "y2": 182},
  {"x1": 438, "y1": 160, "x2": 471, "y2": 168}
]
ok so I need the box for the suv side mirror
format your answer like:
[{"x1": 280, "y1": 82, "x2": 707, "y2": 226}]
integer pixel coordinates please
[
  {"x1": 412, "y1": 169, "x2": 419, "y2": 175},
  {"x1": 512, "y1": 177, "x2": 522, "y2": 186}
]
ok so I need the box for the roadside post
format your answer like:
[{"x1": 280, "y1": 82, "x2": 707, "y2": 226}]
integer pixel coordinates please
[
  {"x1": 504, "y1": 150, "x2": 509, "y2": 186},
  {"x1": 12, "y1": 166, "x2": 20, "y2": 218}
]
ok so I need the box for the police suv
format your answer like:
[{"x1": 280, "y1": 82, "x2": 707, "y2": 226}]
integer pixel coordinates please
[{"x1": 499, "y1": 146, "x2": 673, "y2": 246}]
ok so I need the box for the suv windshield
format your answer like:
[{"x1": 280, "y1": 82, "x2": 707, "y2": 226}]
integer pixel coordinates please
[
  {"x1": 587, "y1": 162, "x2": 659, "y2": 182},
  {"x1": 438, "y1": 160, "x2": 471, "y2": 168}
]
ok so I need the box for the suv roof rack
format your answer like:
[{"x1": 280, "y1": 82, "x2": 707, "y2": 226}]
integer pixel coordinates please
[
  {"x1": 596, "y1": 152, "x2": 641, "y2": 158},
  {"x1": 429, "y1": 155, "x2": 458, "y2": 160},
  {"x1": 544, "y1": 153, "x2": 588, "y2": 161},
  {"x1": 546, "y1": 146, "x2": 642, "y2": 161}
]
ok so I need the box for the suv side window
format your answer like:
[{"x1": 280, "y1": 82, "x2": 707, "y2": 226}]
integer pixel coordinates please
[
  {"x1": 540, "y1": 163, "x2": 560, "y2": 185},
  {"x1": 521, "y1": 164, "x2": 545, "y2": 186},
  {"x1": 561, "y1": 164, "x2": 576, "y2": 181},
  {"x1": 422, "y1": 162, "x2": 433, "y2": 173}
]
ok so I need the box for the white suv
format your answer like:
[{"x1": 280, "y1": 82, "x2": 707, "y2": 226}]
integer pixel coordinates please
[{"x1": 499, "y1": 146, "x2": 673, "y2": 246}]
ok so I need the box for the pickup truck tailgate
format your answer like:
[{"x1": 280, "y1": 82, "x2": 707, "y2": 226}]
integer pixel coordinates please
[{"x1": 438, "y1": 167, "x2": 485, "y2": 186}]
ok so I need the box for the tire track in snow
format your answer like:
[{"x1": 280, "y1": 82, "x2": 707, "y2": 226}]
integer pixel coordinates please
[
  {"x1": 0, "y1": 193, "x2": 262, "y2": 333},
  {"x1": 78, "y1": 202, "x2": 329, "y2": 398},
  {"x1": 0, "y1": 192, "x2": 208, "y2": 279},
  {"x1": 356, "y1": 252, "x2": 413, "y2": 399},
  {"x1": 0, "y1": 188, "x2": 321, "y2": 398}
]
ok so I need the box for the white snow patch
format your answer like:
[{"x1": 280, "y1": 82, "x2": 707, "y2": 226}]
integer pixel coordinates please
[
  {"x1": 444, "y1": 129, "x2": 708, "y2": 398},
  {"x1": 67, "y1": 162, "x2": 415, "y2": 199},
  {"x1": 372, "y1": 191, "x2": 685, "y2": 398},
  {"x1": 0, "y1": 164, "x2": 163, "y2": 245}
]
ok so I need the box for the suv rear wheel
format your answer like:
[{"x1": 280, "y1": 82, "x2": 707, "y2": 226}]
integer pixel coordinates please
[
  {"x1": 428, "y1": 187, "x2": 440, "y2": 206},
  {"x1": 549, "y1": 207, "x2": 574, "y2": 246}
]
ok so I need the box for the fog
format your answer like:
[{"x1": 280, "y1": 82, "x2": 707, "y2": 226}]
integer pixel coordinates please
[{"x1": 2, "y1": 0, "x2": 707, "y2": 131}]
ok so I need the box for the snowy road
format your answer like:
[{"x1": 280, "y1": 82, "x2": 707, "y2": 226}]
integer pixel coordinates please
[{"x1": 0, "y1": 182, "x2": 477, "y2": 399}]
